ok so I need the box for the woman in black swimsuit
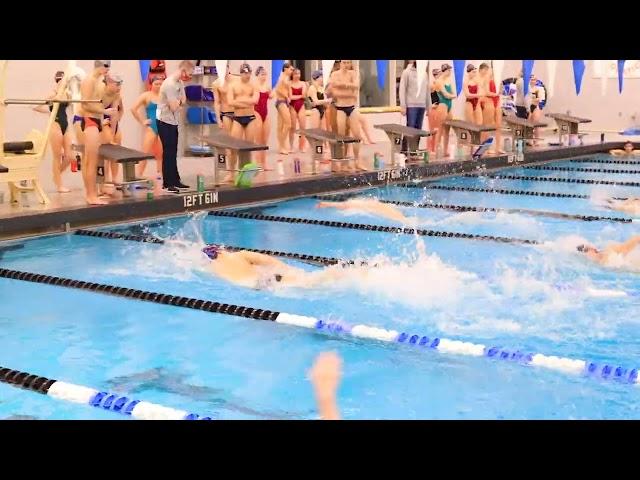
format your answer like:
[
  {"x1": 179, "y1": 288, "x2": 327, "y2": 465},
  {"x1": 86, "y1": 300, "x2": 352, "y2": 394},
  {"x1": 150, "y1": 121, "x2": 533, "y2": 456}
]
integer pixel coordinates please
[
  {"x1": 33, "y1": 70, "x2": 72, "y2": 193},
  {"x1": 307, "y1": 70, "x2": 331, "y2": 131}
]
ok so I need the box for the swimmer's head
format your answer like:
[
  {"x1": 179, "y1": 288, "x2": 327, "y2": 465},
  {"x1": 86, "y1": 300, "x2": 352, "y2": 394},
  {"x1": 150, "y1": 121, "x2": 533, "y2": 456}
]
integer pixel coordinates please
[
  {"x1": 624, "y1": 141, "x2": 634, "y2": 153},
  {"x1": 202, "y1": 244, "x2": 222, "y2": 260},
  {"x1": 577, "y1": 244, "x2": 599, "y2": 255},
  {"x1": 54, "y1": 71, "x2": 65, "y2": 83},
  {"x1": 275, "y1": 274, "x2": 283, "y2": 282}
]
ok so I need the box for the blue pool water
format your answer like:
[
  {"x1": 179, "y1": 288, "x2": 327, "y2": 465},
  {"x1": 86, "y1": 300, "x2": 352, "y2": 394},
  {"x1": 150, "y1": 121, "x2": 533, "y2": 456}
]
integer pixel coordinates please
[{"x1": 2, "y1": 153, "x2": 640, "y2": 419}]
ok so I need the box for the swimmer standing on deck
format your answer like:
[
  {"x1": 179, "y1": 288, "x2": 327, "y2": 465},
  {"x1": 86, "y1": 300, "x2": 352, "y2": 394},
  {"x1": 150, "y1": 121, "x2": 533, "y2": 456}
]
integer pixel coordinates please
[
  {"x1": 576, "y1": 235, "x2": 640, "y2": 266},
  {"x1": 203, "y1": 245, "x2": 357, "y2": 290},
  {"x1": 316, "y1": 198, "x2": 411, "y2": 223}
]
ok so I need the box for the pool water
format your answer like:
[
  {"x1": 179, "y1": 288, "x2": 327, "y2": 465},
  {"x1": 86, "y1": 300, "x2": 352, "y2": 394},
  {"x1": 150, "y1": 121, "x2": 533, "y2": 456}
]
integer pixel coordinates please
[{"x1": 2, "y1": 153, "x2": 640, "y2": 419}]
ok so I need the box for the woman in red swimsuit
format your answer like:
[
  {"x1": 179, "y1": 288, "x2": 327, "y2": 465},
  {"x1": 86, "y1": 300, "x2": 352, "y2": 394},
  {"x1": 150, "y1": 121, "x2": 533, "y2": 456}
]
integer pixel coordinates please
[
  {"x1": 478, "y1": 63, "x2": 504, "y2": 153},
  {"x1": 253, "y1": 66, "x2": 272, "y2": 169},
  {"x1": 463, "y1": 64, "x2": 482, "y2": 125},
  {"x1": 288, "y1": 68, "x2": 308, "y2": 152}
]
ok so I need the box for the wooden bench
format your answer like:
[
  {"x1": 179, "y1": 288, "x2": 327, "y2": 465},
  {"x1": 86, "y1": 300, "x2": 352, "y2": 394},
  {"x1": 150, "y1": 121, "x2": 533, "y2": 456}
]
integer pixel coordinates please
[
  {"x1": 546, "y1": 112, "x2": 591, "y2": 146},
  {"x1": 73, "y1": 144, "x2": 154, "y2": 196},
  {"x1": 503, "y1": 115, "x2": 548, "y2": 143},
  {"x1": 374, "y1": 124, "x2": 433, "y2": 165},
  {"x1": 199, "y1": 127, "x2": 267, "y2": 185},
  {"x1": 297, "y1": 128, "x2": 360, "y2": 174}
]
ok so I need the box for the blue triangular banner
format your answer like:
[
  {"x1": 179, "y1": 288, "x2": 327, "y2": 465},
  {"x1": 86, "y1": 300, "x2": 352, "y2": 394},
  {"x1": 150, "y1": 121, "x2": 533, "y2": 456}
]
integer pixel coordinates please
[
  {"x1": 272, "y1": 60, "x2": 285, "y2": 88},
  {"x1": 139, "y1": 60, "x2": 151, "y2": 82},
  {"x1": 572, "y1": 60, "x2": 586, "y2": 95},
  {"x1": 453, "y1": 60, "x2": 466, "y2": 96},
  {"x1": 522, "y1": 60, "x2": 534, "y2": 96},
  {"x1": 618, "y1": 60, "x2": 626, "y2": 93},
  {"x1": 376, "y1": 60, "x2": 388, "y2": 90}
]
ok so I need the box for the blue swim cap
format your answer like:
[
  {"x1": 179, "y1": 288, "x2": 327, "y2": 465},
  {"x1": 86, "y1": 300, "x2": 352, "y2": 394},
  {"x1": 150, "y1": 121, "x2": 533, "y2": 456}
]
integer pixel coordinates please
[{"x1": 202, "y1": 244, "x2": 222, "y2": 260}]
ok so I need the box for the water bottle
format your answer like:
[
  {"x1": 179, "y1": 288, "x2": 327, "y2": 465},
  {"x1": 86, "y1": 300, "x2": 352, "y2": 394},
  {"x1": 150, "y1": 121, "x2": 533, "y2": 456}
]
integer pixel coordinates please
[
  {"x1": 197, "y1": 174, "x2": 205, "y2": 192},
  {"x1": 436, "y1": 143, "x2": 443, "y2": 159},
  {"x1": 293, "y1": 158, "x2": 301, "y2": 174},
  {"x1": 277, "y1": 159, "x2": 285, "y2": 176},
  {"x1": 504, "y1": 137, "x2": 512, "y2": 152},
  {"x1": 600, "y1": 132, "x2": 605, "y2": 143},
  {"x1": 448, "y1": 130, "x2": 456, "y2": 158},
  {"x1": 423, "y1": 151, "x2": 429, "y2": 164},
  {"x1": 456, "y1": 145, "x2": 465, "y2": 160},
  {"x1": 154, "y1": 175, "x2": 162, "y2": 195},
  {"x1": 378, "y1": 154, "x2": 385, "y2": 170},
  {"x1": 516, "y1": 139, "x2": 524, "y2": 162},
  {"x1": 76, "y1": 154, "x2": 82, "y2": 171},
  {"x1": 373, "y1": 152, "x2": 381, "y2": 169},
  {"x1": 146, "y1": 180, "x2": 154, "y2": 200},
  {"x1": 70, "y1": 151, "x2": 78, "y2": 172}
]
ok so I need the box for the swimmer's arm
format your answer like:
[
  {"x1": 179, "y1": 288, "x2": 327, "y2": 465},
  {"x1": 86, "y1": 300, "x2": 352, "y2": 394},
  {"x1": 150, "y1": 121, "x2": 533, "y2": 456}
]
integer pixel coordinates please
[
  {"x1": 309, "y1": 352, "x2": 341, "y2": 421},
  {"x1": 213, "y1": 84, "x2": 222, "y2": 125},
  {"x1": 80, "y1": 78, "x2": 104, "y2": 114},
  {"x1": 33, "y1": 91, "x2": 55, "y2": 113},
  {"x1": 130, "y1": 92, "x2": 149, "y2": 125},
  {"x1": 115, "y1": 96, "x2": 124, "y2": 123},
  {"x1": 613, "y1": 235, "x2": 640, "y2": 255},
  {"x1": 609, "y1": 149, "x2": 624, "y2": 156},
  {"x1": 238, "y1": 250, "x2": 288, "y2": 267}
]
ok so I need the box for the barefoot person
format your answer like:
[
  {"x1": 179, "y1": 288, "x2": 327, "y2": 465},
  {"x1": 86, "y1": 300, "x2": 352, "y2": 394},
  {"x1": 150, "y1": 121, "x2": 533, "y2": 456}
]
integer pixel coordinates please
[
  {"x1": 576, "y1": 235, "x2": 640, "y2": 266},
  {"x1": 227, "y1": 63, "x2": 259, "y2": 181},
  {"x1": 275, "y1": 62, "x2": 295, "y2": 154},
  {"x1": 399, "y1": 60, "x2": 429, "y2": 153},
  {"x1": 434, "y1": 63, "x2": 456, "y2": 158},
  {"x1": 101, "y1": 73, "x2": 124, "y2": 191},
  {"x1": 212, "y1": 63, "x2": 235, "y2": 131},
  {"x1": 130, "y1": 75, "x2": 163, "y2": 178},
  {"x1": 463, "y1": 64, "x2": 482, "y2": 125},
  {"x1": 329, "y1": 60, "x2": 367, "y2": 172},
  {"x1": 316, "y1": 198, "x2": 411, "y2": 223},
  {"x1": 79, "y1": 60, "x2": 117, "y2": 205},
  {"x1": 288, "y1": 68, "x2": 308, "y2": 152},
  {"x1": 253, "y1": 66, "x2": 272, "y2": 169},
  {"x1": 33, "y1": 70, "x2": 72, "y2": 193},
  {"x1": 479, "y1": 63, "x2": 503, "y2": 154}
]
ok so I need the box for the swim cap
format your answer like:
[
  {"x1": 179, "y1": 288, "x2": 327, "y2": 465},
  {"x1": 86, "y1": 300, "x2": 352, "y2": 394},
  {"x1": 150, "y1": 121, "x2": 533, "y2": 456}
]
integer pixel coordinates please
[
  {"x1": 95, "y1": 60, "x2": 111, "y2": 68},
  {"x1": 255, "y1": 66, "x2": 266, "y2": 76},
  {"x1": 54, "y1": 71, "x2": 65, "y2": 83},
  {"x1": 239, "y1": 63, "x2": 252, "y2": 74},
  {"x1": 441, "y1": 63, "x2": 452, "y2": 72},
  {"x1": 106, "y1": 74, "x2": 123, "y2": 85},
  {"x1": 202, "y1": 244, "x2": 222, "y2": 260},
  {"x1": 466, "y1": 63, "x2": 476, "y2": 73},
  {"x1": 432, "y1": 68, "x2": 441, "y2": 77},
  {"x1": 311, "y1": 70, "x2": 323, "y2": 80}
]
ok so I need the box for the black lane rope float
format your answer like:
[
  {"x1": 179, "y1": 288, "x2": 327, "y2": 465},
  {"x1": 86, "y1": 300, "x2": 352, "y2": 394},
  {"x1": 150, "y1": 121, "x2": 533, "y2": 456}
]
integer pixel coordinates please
[
  {"x1": 397, "y1": 183, "x2": 590, "y2": 199},
  {"x1": 571, "y1": 158, "x2": 640, "y2": 165},
  {"x1": 467, "y1": 173, "x2": 640, "y2": 188},
  {"x1": 312, "y1": 195, "x2": 630, "y2": 223},
  {"x1": 524, "y1": 165, "x2": 640, "y2": 175},
  {"x1": 0, "y1": 267, "x2": 281, "y2": 321},
  {"x1": 73, "y1": 229, "x2": 361, "y2": 267},
  {"x1": 208, "y1": 211, "x2": 539, "y2": 245}
]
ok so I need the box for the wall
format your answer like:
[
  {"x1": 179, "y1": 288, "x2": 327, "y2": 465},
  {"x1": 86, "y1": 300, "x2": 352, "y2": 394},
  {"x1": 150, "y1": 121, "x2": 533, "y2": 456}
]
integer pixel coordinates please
[{"x1": 3, "y1": 60, "x2": 640, "y2": 198}]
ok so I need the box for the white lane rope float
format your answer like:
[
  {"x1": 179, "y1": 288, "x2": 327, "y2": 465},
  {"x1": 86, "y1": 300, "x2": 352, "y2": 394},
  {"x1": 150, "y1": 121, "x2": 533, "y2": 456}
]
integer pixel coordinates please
[
  {"x1": 0, "y1": 268, "x2": 638, "y2": 391},
  {"x1": 0, "y1": 365, "x2": 214, "y2": 420}
]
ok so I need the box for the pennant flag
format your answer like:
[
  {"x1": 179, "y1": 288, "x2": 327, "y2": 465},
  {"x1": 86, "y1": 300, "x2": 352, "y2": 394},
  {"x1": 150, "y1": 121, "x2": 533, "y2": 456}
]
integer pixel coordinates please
[
  {"x1": 416, "y1": 60, "x2": 428, "y2": 96},
  {"x1": 453, "y1": 60, "x2": 466, "y2": 96},
  {"x1": 572, "y1": 60, "x2": 586, "y2": 95},
  {"x1": 618, "y1": 60, "x2": 626, "y2": 93},
  {"x1": 546, "y1": 60, "x2": 557, "y2": 98},
  {"x1": 375, "y1": 60, "x2": 388, "y2": 90},
  {"x1": 492, "y1": 60, "x2": 504, "y2": 88},
  {"x1": 522, "y1": 60, "x2": 534, "y2": 96},
  {"x1": 215, "y1": 60, "x2": 228, "y2": 86},
  {"x1": 272, "y1": 60, "x2": 285, "y2": 88},
  {"x1": 139, "y1": 60, "x2": 151, "y2": 82},
  {"x1": 322, "y1": 60, "x2": 335, "y2": 88}
]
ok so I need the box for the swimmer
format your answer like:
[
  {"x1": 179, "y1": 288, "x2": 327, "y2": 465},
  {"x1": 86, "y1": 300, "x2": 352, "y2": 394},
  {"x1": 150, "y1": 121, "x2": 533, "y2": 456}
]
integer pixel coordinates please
[
  {"x1": 316, "y1": 198, "x2": 411, "y2": 223},
  {"x1": 576, "y1": 235, "x2": 640, "y2": 266},
  {"x1": 309, "y1": 351, "x2": 342, "y2": 420},
  {"x1": 604, "y1": 197, "x2": 640, "y2": 215},
  {"x1": 203, "y1": 245, "x2": 356, "y2": 290},
  {"x1": 610, "y1": 141, "x2": 640, "y2": 156}
]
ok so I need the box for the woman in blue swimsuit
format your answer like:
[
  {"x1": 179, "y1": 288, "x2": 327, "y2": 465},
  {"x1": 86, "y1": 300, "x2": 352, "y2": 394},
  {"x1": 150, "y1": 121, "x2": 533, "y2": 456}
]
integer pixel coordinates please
[{"x1": 131, "y1": 75, "x2": 164, "y2": 178}]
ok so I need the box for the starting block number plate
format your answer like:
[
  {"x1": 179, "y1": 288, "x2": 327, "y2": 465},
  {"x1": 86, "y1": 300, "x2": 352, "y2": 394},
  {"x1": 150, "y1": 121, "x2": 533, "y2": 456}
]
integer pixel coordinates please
[
  {"x1": 218, "y1": 154, "x2": 226, "y2": 164},
  {"x1": 561, "y1": 125, "x2": 569, "y2": 132},
  {"x1": 460, "y1": 132, "x2": 468, "y2": 140},
  {"x1": 315, "y1": 145, "x2": 323, "y2": 154},
  {"x1": 515, "y1": 129, "x2": 522, "y2": 136},
  {"x1": 394, "y1": 136, "x2": 402, "y2": 145}
]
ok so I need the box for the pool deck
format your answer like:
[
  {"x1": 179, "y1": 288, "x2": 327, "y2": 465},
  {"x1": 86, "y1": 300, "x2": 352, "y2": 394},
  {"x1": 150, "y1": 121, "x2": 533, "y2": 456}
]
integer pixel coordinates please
[{"x1": 0, "y1": 139, "x2": 628, "y2": 240}]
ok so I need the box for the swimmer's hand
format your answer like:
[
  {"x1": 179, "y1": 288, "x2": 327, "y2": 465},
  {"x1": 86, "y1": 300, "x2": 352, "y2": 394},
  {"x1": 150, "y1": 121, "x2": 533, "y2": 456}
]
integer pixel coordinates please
[{"x1": 309, "y1": 351, "x2": 342, "y2": 420}]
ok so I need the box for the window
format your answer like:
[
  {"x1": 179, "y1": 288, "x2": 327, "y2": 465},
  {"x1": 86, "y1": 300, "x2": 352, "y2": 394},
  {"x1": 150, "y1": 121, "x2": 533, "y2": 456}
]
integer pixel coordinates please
[{"x1": 358, "y1": 60, "x2": 393, "y2": 108}]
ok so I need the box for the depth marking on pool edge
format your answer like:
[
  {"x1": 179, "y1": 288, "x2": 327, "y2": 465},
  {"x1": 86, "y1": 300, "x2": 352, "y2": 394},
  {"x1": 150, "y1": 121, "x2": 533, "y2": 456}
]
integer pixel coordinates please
[
  {"x1": 0, "y1": 365, "x2": 213, "y2": 420},
  {"x1": 1, "y1": 267, "x2": 637, "y2": 389},
  {"x1": 207, "y1": 211, "x2": 539, "y2": 245}
]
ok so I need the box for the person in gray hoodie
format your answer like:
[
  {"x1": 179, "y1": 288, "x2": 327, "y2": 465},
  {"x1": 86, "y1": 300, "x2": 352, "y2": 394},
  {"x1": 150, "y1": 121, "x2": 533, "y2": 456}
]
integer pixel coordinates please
[{"x1": 399, "y1": 60, "x2": 430, "y2": 152}]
